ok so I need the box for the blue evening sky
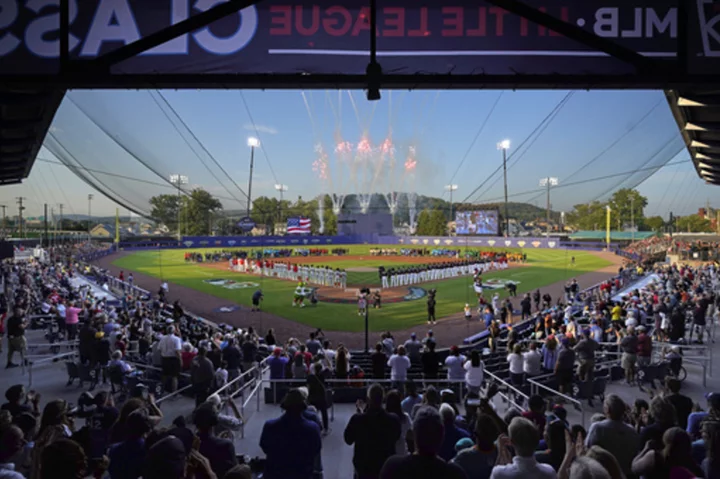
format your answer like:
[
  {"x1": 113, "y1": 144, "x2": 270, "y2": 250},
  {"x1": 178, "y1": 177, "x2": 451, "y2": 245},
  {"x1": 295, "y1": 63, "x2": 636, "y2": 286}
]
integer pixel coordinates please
[{"x1": 0, "y1": 89, "x2": 712, "y2": 220}]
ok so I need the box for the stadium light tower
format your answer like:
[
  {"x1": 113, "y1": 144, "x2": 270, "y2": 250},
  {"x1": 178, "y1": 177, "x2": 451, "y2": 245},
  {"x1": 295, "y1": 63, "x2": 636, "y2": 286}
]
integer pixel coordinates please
[
  {"x1": 170, "y1": 174, "x2": 188, "y2": 240},
  {"x1": 445, "y1": 184, "x2": 458, "y2": 224},
  {"x1": 498, "y1": 140, "x2": 511, "y2": 236},
  {"x1": 539, "y1": 177, "x2": 558, "y2": 238},
  {"x1": 247, "y1": 137, "x2": 260, "y2": 217}
]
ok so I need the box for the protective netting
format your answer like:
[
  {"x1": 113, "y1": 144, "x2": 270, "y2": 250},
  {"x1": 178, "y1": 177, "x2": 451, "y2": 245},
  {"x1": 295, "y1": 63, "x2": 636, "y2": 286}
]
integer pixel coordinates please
[
  {"x1": 38, "y1": 90, "x2": 690, "y2": 221},
  {"x1": 454, "y1": 91, "x2": 688, "y2": 211},
  {"x1": 46, "y1": 90, "x2": 250, "y2": 219}
]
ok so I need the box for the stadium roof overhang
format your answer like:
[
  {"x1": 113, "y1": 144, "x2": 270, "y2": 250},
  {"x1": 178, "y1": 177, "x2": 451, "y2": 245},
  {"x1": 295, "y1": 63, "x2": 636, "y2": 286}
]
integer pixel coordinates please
[
  {"x1": 0, "y1": 0, "x2": 718, "y2": 185},
  {"x1": 666, "y1": 90, "x2": 720, "y2": 186}
]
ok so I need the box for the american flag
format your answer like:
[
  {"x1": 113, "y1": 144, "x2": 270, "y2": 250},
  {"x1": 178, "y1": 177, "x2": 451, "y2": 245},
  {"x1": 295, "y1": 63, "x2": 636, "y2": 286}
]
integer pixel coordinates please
[{"x1": 287, "y1": 217, "x2": 311, "y2": 234}]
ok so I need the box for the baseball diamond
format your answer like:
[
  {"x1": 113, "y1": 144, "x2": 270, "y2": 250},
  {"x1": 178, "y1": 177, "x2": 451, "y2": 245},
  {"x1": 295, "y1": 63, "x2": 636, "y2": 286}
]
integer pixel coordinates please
[{"x1": 109, "y1": 244, "x2": 619, "y2": 342}]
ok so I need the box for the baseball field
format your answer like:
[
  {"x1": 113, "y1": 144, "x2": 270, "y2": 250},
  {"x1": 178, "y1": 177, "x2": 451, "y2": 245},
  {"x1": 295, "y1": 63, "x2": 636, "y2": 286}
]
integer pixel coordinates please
[{"x1": 111, "y1": 245, "x2": 613, "y2": 333}]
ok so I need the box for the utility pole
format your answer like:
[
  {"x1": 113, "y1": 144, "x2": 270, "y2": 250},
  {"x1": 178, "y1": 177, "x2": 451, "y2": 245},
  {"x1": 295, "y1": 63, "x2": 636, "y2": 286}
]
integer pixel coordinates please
[
  {"x1": 44, "y1": 204, "x2": 48, "y2": 248},
  {"x1": 630, "y1": 196, "x2": 635, "y2": 243},
  {"x1": 0, "y1": 205, "x2": 6, "y2": 238},
  {"x1": 16, "y1": 197, "x2": 26, "y2": 238},
  {"x1": 539, "y1": 177, "x2": 558, "y2": 238},
  {"x1": 58, "y1": 204, "x2": 64, "y2": 244},
  {"x1": 87, "y1": 194, "x2": 94, "y2": 241},
  {"x1": 498, "y1": 140, "x2": 511, "y2": 236}
]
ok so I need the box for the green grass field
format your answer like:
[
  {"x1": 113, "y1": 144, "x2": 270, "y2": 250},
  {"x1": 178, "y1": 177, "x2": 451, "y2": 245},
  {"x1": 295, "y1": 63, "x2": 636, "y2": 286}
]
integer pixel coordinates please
[{"x1": 112, "y1": 246, "x2": 611, "y2": 332}]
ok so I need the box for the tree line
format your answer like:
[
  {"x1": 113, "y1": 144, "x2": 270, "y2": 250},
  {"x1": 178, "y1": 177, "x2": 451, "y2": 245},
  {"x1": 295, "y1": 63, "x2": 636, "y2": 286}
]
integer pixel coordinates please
[
  {"x1": 147, "y1": 187, "x2": 716, "y2": 236},
  {"x1": 564, "y1": 188, "x2": 715, "y2": 233}
]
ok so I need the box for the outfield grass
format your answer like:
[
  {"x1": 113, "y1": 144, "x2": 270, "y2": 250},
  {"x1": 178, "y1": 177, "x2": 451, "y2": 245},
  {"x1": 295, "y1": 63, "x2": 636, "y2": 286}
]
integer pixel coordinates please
[{"x1": 112, "y1": 246, "x2": 611, "y2": 332}]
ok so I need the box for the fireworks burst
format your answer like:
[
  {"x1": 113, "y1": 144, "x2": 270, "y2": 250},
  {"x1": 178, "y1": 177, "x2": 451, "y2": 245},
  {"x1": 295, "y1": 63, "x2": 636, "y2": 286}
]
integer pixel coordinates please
[
  {"x1": 312, "y1": 143, "x2": 329, "y2": 180},
  {"x1": 405, "y1": 146, "x2": 417, "y2": 171}
]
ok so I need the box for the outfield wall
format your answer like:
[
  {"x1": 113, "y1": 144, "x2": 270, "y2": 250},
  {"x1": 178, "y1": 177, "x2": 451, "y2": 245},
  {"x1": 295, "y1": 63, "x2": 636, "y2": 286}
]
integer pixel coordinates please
[{"x1": 118, "y1": 235, "x2": 563, "y2": 250}]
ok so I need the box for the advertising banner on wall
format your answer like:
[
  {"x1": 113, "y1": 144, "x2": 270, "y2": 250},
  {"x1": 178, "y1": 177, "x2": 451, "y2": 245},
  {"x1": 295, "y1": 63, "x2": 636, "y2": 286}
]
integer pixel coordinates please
[
  {"x1": 0, "y1": 0, "x2": 714, "y2": 77},
  {"x1": 180, "y1": 235, "x2": 367, "y2": 247},
  {"x1": 390, "y1": 236, "x2": 560, "y2": 248}
]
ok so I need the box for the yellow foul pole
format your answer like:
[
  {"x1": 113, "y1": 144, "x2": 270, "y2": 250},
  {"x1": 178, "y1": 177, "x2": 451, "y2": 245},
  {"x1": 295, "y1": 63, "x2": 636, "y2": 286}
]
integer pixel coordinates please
[
  {"x1": 605, "y1": 206, "x2": 611, "y2": 250},
  {"x1": 115, "y1": 208, "x2": 120, "y2": 244}
]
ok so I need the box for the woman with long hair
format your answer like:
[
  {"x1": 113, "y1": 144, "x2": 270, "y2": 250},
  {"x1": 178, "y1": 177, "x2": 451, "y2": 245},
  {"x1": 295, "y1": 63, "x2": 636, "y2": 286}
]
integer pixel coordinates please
[
  {"x1": 30, "y1": 400, "x2": 74, "y2": 479},
  {"x1": 701, "y1": 420, "x2": 720, "y2": 478},
  {"x1": 507, "y1": 343, "x2": 524, "y2": 387},
  {"x1": 335, "y1": 346, "x2": 349, "y2": 380},
  {"x1": 631, "y1": 427, "x2": 705, "y2": 478},
  {"x1": 385, "y1": 390, "x2": 412, "y2": 455},
  {"x1": 464, "y1": 350, "x2": 484, "y2": 394},
  {"x1": 535, "y1": 420, "x2": 568, "y2": 471}
]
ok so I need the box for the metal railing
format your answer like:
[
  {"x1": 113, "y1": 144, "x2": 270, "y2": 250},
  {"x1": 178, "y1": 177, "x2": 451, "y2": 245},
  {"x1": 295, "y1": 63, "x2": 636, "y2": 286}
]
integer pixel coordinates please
[
  {"x1": 484, "y1": 369, "x2": 529, "y2": 412},
  {"x1": 528, "y1": 377, "x2": 586, "y2": 426},
  {"x1": 26, "y1": 350, "x2": 79, "y2": 387},
  {"x1": 155, "y1": 384, "x2": 194, "y2": 405}
]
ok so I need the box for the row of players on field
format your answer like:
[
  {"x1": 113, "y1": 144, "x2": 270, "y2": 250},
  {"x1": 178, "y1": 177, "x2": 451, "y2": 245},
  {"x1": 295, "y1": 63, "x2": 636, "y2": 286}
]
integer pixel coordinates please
[
  {"x1": 229, "y1": 258, "x2": 348, "y2": 288},
  {"x1": 377, "y1": 257, "x2": 509, "y2": 288}
]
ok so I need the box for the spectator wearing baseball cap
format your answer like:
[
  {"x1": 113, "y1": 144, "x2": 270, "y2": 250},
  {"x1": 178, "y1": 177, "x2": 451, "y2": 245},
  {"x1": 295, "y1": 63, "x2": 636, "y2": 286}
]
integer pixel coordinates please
[{"x1": 688, "y1": 393, "x2": 720, "y2": 440}]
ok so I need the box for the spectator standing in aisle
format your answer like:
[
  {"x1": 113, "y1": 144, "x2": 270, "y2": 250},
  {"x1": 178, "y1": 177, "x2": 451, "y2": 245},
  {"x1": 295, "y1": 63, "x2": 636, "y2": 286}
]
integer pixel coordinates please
[
  {"x1": 380, "y1": 406, "x2": 467, "y2": 479},
  {"x1": 158, "y1": 325, "x2": 182, "y2": 393},
  {"x1": 388, "y1": 346, "x2": 411, "y2": 394},
  {"x1": 222, "y1": 337, "x2": 243, "y2": 387},
  {"x1": 422, "y1": 342, "x2": 440, "y2": 383},
  {"x1": 404, "y1": 333, "x2": 423, "y2": 365},
  {"x1": 6, "y1": 307, "x2": 27, "y2": 369},
  {"x1": 464, "y1": 351, "x2": 485, "y2": 395},
  {"x1": 344, "y1": 384, "x2": 401, "y2": 479},
  {"x1": 260, "y1": 389, "x2": 322, "y2": 479},
  {"x1": 523, "y1": 342, "x2": 542, "y2": 378},
  {"x1": 307, "y1": 363, "x2": 330, "y2": 435},
  {"x1": 371, "y1": 344, "x2": 387, "y2": 380},
  {"x1": 636, "y1": 326, "x2": 652, "y2": 367},
  {"x1": 618, "y1": 327, "x2": 638, "y2": 385},
  {"x1": 190, "y1": 347, "x2": 215, "y2": 407}
]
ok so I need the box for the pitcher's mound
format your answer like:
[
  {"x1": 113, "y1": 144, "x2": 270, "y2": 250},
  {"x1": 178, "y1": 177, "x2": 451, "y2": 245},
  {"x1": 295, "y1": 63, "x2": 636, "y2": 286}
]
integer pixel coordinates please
[{"x1": 317, "y1": 286, "x2": 428, "y2": 304}]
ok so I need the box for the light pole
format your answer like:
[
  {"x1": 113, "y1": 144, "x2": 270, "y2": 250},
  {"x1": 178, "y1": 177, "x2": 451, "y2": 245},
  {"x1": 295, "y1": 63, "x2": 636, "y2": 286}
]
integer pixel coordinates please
[
  {"x1": 498, "y1": 140, "x2": 511, "y2": 236},
  {"x1": 445, "y1": 184, "x2": 458, "y2": 234},
  {"x1": 274, "y1": 184, "x2": 288, "y2": 234},
  {"x1": 247, "y1": 137, "x2": 260, "y2": 218},
  {"x1": 170, "y1": 174, "x2": 188, "y2": 240},
  {"x1": 630, "y1": 196, "x2": 635, "y2": 243},
  {"x1": 539, "y1": 177, "x2": 558, "y2": 238},
  {"x1": 87, "y1": 194, "x2": 94, "y2": 241}
]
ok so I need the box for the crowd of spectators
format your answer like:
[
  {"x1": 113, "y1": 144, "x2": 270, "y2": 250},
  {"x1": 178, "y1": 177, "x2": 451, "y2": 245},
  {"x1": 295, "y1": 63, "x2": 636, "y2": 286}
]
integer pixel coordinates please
[{"x1": 1, "y1": 244, "x2": 720, "y2": 479}]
